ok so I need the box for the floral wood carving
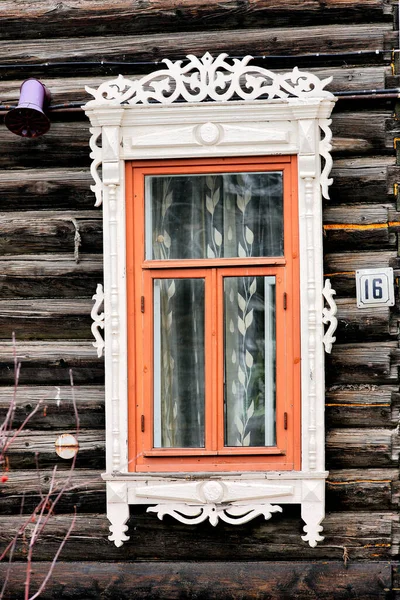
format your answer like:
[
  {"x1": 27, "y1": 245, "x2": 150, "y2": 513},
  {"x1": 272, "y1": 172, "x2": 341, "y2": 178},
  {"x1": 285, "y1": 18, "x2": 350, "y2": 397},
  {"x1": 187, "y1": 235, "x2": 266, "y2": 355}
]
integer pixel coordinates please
[
  {"x1": 91, "y1": 283, "x2": 105, "y2": 358},
  {"x1": 85, "y1": 53, "x2": 334, "y2": 106},
  {"x1": 147, "y1": 503, "x2": 282, "y2": 526},
  {"x1": 322, "y1": 279, "x2": 338, "y2": 354}
]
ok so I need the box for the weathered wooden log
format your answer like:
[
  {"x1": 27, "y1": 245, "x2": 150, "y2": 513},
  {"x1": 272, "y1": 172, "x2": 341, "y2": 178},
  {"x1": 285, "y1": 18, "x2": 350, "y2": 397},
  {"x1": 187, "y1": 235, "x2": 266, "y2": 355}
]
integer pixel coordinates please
[
  {"x1": 324, "y1": 220, "x2": 395, "y2": 251},
  {"x1": 326, "y1": 341, "x2": 399, "y2": 384},
  {"x1": 0, "y1": 254, "x2": 103, "y2": 299},
  {"x1": 327, "y1": 468, "x2": 399, "y2": 511},
  {"x1": 0, "y1": 168, "x2": 94, "y2": 211},
  {"x1": 3, "y1": 429, "x2": 105, "y2": 470},
  {"x1": 323, "y1": 204, "x2": 400, "y2": 252},
  {"x1": 326, "y1": 428, "x2": 399, "y2": 468},
  {"x1": 330, "y1": 156, "x2": 397, "y2": 205},
  {"x1": 387, "y1": 164, "x2": 400, "y2": 202},
  {"x1": 0, "y1": 0, "x2": 393, "y2": 42},
  {"x1": 324, "y1": 204, "x2": 391, "y2": 225},
  {"x1": 0, "y1": 511, "x2": 397, "y2": 561},
  {"x1": 0, "y1": 385, "x2": 104, "y2": 429},
  {"x1": 331, "y1": 110, "x2": 395, "y2": 155},
  {"x1": 0, "y1": 122, "x2": 90, "y2": 169},
  {"x1": 0, "y1": 25, "x2": 394, "y2": 80},
  {"x1": 0, "y1": 211, "x2": 102, "y2": 256},
  {"x1": 0, "y1": 469, "x2": 105, "y2": 515},
  {"x1": 332, "y1": 297, "x2": 394, "y2": 342},
  {"x1": 0, "y1": 561, "x2": 395, "y2": 600},
  {"x1": 324, "y1": 250, "x2": 400, "y2": 295},
  {"x1": 0, "y1": 341, "x2": 104, "y2": 385},
  {"x1": 325, "y1": 385, "x2": 399, "y2": 427},
  {"x1": 0, "y1": 298, "x2": 94, "y2": 340}
]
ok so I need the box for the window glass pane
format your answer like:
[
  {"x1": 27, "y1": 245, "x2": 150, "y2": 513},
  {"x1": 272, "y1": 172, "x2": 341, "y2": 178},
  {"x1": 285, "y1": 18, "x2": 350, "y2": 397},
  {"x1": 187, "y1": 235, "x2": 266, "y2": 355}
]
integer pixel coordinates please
[
  {"x1": 146, "y1": 172, "x2": 283, "y2": 260},
  {"x1": 153, "y1": 278, "x2": 205, "y2": 448},
  {"x1": 224, "y1": 276, "x2": 276, "y2": 447}
]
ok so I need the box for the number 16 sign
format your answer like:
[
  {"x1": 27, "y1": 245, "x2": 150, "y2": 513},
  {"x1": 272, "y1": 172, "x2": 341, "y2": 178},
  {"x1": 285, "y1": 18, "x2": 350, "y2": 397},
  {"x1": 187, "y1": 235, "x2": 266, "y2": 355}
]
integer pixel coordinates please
[{"x1": 356, "y1": 267, "x2": 395, "y2": 308}]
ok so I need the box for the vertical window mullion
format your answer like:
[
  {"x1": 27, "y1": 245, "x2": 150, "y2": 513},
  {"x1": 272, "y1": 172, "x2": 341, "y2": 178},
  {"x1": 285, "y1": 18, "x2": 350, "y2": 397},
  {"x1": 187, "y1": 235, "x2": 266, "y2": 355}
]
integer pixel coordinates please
[{"x1": 208, "y1": 268, "x2": 219, "y2": 452}]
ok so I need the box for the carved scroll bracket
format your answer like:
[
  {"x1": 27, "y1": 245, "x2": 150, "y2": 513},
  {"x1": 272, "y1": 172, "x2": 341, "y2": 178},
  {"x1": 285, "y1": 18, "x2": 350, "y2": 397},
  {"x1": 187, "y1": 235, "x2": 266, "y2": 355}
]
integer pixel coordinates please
[
  {"x1": 88, "y1": 126, "x2": 102, "y2": 207},
  {"x1": 147, "y1": 503, "x2": 282, "y2": 527},
  {"x1": 91, "y1": 283, "x2": 105, "y2": 358},
  {"x1": 322, "y1": 279, "x2": 338, "y2": 354},
  {"x1": 319, "y1": 119, "x2": 333, "y2": 200}
]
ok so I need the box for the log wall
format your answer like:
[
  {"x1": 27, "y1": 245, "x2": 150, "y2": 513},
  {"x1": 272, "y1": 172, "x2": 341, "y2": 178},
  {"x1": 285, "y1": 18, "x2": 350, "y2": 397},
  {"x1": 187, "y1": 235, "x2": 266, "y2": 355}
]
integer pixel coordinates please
[{"x1": 1, "y1": 1, "x2": 400, "y2": 598}]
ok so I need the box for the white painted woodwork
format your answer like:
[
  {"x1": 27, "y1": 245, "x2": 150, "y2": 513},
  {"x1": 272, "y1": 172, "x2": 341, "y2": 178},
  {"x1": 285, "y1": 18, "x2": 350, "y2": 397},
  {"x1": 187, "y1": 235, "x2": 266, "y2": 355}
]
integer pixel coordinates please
[{"x1": 84, "y1": 53, "x2": 336, "y2": 548}]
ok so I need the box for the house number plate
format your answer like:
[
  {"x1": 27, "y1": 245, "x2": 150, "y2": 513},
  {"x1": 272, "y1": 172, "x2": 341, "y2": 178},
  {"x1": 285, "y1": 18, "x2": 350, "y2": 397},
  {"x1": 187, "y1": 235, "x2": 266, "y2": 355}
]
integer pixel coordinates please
[{"x1": 356, "y1": 267, "x2": 395, "y2": 308}]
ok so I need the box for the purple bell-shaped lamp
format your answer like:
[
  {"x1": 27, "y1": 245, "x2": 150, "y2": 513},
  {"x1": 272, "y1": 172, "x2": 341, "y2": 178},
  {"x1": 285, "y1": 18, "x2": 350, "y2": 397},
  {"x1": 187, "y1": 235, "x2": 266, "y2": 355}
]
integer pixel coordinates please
[{"x1": 5, "y1": 79, "x2": 51, "y2": 138}]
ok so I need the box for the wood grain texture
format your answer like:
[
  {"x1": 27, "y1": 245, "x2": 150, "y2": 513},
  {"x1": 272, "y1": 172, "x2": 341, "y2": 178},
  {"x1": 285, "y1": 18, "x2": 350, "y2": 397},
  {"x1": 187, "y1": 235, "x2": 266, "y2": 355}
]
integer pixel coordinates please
[
  {"x1": 326, "y1": 341, "x2": 399, "y2": 384},
  {"x1": 0, "y1": 561, "x2": 395, "y2": 600},
  {"x1": 3, "y1": 429, "x2": 105, "y2": 469},
  {"x1": 0, "y1": 122, "x2": 90, "y2": 169},
  {"x1": 326, "y1": 385, "x2": 399, "y2": 427},
  {"x1": 0, "y1": 469, "x2": 105, "y2": 515},
  {"x1": 0, "y1": 512, "x2": 397, "y2": 561},
  {"x1": 0, "y1": 211, "x2": 102, "y2": 256},
  {"x1": 326, "y1": 428, "x2": 399, "y2": 468},
  {"x1": 0, "y1": 24, "x2": 393, "y2": 80},
  {"x1": 0, "y1": 254, "x2": 103, "y2": 298},
  {"x1": 327, "y1": 468, "x2": 399, "y2": 511},
  {"x1": 0, "y1": 385, "x2": 104, "y2": 428},
  {"x1": 0, "y1": 341, "x2": 104, "y2": 384},
  {"x1": 333, "y1": 298, "x2": 394, "y2": 342},
  {"x1": 0, "y1": 298, "x2": 94, "y2": 340},
  {"x1": 330, "y1": 156, "x2": 397, "y2": 204},
  {"x1": 0, "y1": 168, "x2": 94, "y2": 211},
  {"x1": 0, "y1": 0, "x2": 393, "y2": 41},
  {"x1": 331, "y1": 110, "x2": 395, "y2": 155}
]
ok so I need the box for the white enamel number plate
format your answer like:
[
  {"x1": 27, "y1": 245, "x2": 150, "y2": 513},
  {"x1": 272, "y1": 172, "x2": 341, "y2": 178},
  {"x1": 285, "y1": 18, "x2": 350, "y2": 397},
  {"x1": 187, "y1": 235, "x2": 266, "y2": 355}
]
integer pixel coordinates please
[{"x1": 356, "y1": 267, "x2": 395, "y2": 308}]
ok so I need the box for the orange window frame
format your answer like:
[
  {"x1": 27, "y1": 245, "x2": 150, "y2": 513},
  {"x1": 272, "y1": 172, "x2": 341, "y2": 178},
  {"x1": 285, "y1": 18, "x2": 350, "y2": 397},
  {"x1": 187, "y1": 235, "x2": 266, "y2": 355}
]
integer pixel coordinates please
[{"x1": 126, "y1": 156, "x2": 300, "y2": 473}]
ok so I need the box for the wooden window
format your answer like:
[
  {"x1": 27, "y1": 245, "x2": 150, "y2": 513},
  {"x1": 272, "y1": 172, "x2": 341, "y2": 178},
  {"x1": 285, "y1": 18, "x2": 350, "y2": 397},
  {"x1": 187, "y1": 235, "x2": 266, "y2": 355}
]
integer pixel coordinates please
[{"x1": 127, "y1": 156, "x2": 300, "y2": 472}]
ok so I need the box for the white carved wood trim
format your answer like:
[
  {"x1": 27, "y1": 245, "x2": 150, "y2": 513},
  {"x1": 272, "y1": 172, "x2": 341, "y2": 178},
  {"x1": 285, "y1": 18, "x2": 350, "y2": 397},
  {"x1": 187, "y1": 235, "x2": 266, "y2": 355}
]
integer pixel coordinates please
[
  {"x1": 85, "y1": 52, "x2": 334, "y2": 106},
  {"x1": 322, "y1": 279, "x2": 338, "y2": 354},
  {"x1": 147, "y1": 503, "x2": 283, "y2": 527},
  {"x1": 85, "y1": 53, "x2": 336, "y2": 549},
  {"x1": 91, "y1": 283, "x2": 105, "y2": 358},
  {"x1": 89, "y1": 126, "x2": 102, "y2": 207}
]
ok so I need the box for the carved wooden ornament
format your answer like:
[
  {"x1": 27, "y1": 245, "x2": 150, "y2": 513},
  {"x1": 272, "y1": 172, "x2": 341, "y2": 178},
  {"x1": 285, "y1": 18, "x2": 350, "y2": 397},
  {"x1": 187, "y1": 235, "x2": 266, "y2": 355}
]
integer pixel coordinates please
[{"x1": 84, "y1": 53, "x2": 336, "y2": 549}]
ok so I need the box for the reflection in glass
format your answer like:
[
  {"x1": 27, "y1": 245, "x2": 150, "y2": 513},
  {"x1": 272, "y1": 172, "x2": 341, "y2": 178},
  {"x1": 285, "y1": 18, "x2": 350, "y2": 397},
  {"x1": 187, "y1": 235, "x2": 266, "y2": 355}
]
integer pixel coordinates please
[
  {"x1": 153, "y1": 278, "x2": 205, "y2": 448},
  {"x1": 224, "y1": 276, "x2": 276, "y2": 447},
  {"x1": 146, "y1": 172, "x2": 283, "y2": 260}
]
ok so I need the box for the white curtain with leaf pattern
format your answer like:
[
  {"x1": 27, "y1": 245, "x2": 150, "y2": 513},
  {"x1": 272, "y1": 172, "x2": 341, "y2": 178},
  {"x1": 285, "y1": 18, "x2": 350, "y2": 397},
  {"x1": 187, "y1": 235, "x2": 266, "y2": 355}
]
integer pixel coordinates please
[{"x1": 147, "y1": 172, "x2": 283, "y2": 448}]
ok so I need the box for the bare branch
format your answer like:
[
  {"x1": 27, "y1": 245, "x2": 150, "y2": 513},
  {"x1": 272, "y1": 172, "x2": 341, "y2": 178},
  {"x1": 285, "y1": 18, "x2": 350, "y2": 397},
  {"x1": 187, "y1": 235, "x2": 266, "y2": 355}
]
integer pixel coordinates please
[{"x1": 28, "y1": 508, "x2": 77, "y2": 600}]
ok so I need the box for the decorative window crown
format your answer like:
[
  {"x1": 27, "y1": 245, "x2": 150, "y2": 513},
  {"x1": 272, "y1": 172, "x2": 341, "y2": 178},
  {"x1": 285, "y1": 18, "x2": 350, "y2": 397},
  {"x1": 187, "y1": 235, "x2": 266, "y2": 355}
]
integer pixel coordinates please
[{"x1": 85, "y1": 52, "x2": 334, "y2": 106}]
